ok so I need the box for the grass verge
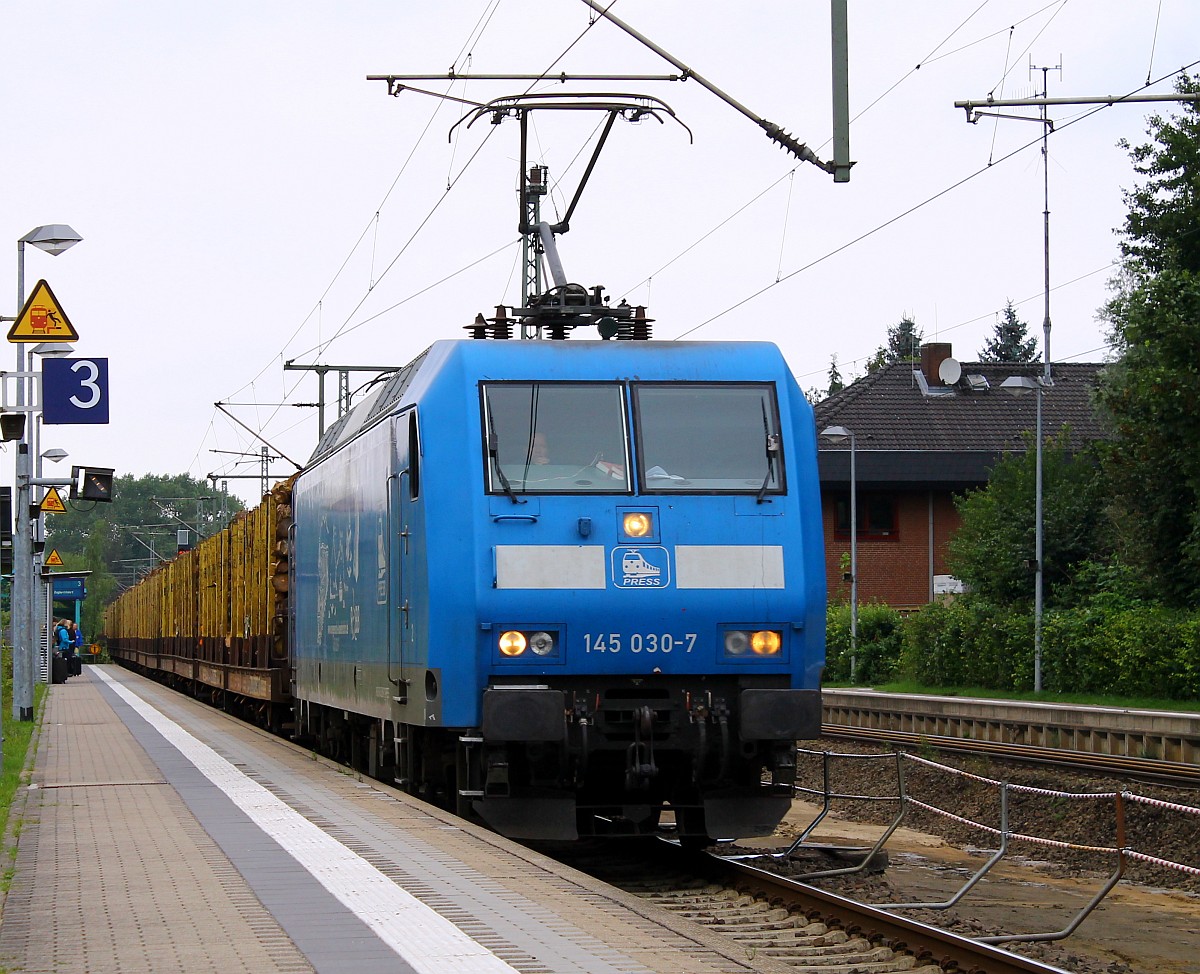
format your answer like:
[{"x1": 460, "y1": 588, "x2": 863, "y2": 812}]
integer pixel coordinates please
[{"x1": 1, "y1": 643, "x2": 43, "y2": 898}]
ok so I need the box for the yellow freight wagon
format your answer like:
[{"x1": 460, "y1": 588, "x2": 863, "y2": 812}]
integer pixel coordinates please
[{"x1": 106, "y1": 477, "x2": 295, "y2": 729}]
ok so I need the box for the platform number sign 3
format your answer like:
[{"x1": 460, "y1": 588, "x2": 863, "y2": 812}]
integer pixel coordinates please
[{"x1": 42, "y1": 357, "x2": 109, "y2": 425}]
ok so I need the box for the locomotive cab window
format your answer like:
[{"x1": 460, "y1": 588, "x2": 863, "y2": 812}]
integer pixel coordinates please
[
  {"x1": 482, "y1": 382, "x2": 631, "y2": 494},
  {"x1": 632, "y1": 383, "x2": 785, "y2": 494}
]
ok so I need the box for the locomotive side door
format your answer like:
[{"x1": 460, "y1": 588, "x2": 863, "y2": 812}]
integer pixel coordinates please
[{"x1": 388, "y1": 410, "x2": 418, "y2": 705}]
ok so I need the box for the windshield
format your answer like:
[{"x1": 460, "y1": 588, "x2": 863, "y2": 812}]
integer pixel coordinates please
[
  {"x1": 482, "y1": 382, "x2": 631, "y2": 494},
  {"x1": 633, "y1": 383, "x2": 784, "y2": 494}
]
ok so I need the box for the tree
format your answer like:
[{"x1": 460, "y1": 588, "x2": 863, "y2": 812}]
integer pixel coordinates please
[
  {"x1": 46, "y1": 473, "x2": 244, "y2": 594},
  {"x1": 978, "y1": 299, "x2": 1037, "y2": 363},
  {"x1": 53, "y1": 519, "x2": 119, "y2": 642},
  {"x1": 867, "y1": 314, "x2": 923, "y2": 372},
  {"x1": 1115, "y1": 73, "x2": 1200, "y2": 277},
  {"x1": 1096, "y1": 75, "x2": 1200, "y2": 606},
  {"x1": 947, "y1": 431, "x2": 1108, "y2": 608},
  {"x1": 826, "y1": 354, "x2": 844, "y2": 396},
  {"x1": 1096, "y1": 269, "x2": 1200, "y2": 605}
]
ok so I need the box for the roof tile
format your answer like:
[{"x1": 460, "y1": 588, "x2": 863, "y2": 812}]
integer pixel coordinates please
[{"x1": 813, "y1": 360, "x2": 1108, "y2": 455}]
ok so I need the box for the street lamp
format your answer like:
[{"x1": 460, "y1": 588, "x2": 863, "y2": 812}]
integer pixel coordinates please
[
  {"x1": 1001, "y1": 374, "x2": 1052, "y2": 693},
  {"x1": 821, "y1": 425, "x2": 857, "y2": 683},
  {"x1": 12, "y1": 224, "x2": 82, "y2": 720}
]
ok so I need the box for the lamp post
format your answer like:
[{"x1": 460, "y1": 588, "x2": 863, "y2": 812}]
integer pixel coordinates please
[
  {"x1": 1001, "y1": 374, "x2": 1051, "y2": 692},
  {"x1": 13, "y1": 225, "x2": 82, "y2": 720},
  {"x1": 821, "y1": 425, "x2": 857, "y2": 683}
]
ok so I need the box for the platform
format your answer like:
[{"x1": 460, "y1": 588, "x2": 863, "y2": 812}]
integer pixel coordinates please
[{"x1": 0, "y1": 665, "x2": 792, "y2": 974}]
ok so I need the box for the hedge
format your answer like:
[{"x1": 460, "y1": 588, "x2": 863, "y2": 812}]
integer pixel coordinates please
[{"x1": 825, "y1": 598, "x2": 1200, "y2": 699}]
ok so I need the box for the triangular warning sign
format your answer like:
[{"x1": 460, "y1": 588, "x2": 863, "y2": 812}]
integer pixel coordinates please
[
  {"x1": 45, "y1": 548, "x2": 65, "y2": 567},
  {"x1": 8, "y1": 279, "x2": 79, "y2": 342},
  {"x1": 40, "y1": 487, "x2": 68, "y2": 514}
]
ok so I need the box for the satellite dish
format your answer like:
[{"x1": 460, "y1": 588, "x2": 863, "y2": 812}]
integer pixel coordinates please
[{"x1": 938, "y1": 357, "x2": 962, "y2": 385}]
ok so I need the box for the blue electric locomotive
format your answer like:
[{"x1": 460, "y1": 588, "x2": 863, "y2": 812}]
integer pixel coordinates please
[{"x1": 291, "y1": 336, "x2": 825, "y2": 841}]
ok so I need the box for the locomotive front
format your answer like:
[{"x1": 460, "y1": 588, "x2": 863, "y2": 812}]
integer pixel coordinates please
[
  {"x1": 458, "y1": 340, "x2": 825, "y2": 840},
  {"x1": 290, "y1": 339, "x2": 824, "y2": 842}
]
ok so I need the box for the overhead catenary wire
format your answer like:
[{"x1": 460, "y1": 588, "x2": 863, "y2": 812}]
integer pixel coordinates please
[
  {"x1": 840, "y1": 1, "x2": 1065, "y2": 143},
  {"x1": 203, "y1": 6, "x2": 1193, "y2": 492},
  {"x1": 284, "y1": 237, "x2": 519, "y2": 362},
  {"x1": 673, "y1": 58, "x2": 1200, "y2": 346},
  {"x1": 205, "y1": 4, "x2": 616, "y2": 483},
  {"x1": 988, "y1": 0, "x2": 1071, "y2": 92},
  {"x1": 791, "y1": 261, "x2": 1117, "y2": 382},
  {"x1": 622, "y1": 0, "x2": 1067, "y2": 305},
  {"x1": 242, "y1": 4, "x2": 615, "y2": 378},
  {"x1": 220, "y1": 4, "x2": 622, "y2": 423},
  {"x1": 1146, "y1": 0, "x2": 1164, "y2": 85},
  {"x1": 217, "y1": 0, "x2": 1004, "y2": 466},
  {"x1": 989, "y1": 25, "x2": 1018, "y2": 164},
  {"x1": 210, "y1": 0, "x2": 533, "y2": 456}
]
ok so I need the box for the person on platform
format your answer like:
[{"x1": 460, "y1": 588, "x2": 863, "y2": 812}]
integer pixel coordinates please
[
  {"x1": 69, "y1": 622, "x2": 85, "y2": 674},
  {"x1": 54, "y1": 619, "x2": 75, "y2": 679},
  {"x1": 55, "y1": 619, "x2": 72, "y2": 657}
]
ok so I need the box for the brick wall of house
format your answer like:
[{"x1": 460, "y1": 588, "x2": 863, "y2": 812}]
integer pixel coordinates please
[{"x1": 821, "y1": 489, "x2": 963, "y2": 609}]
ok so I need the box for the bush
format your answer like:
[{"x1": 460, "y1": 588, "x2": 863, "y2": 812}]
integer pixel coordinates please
[
  {"x1": 898, "y1": 599, "x2": 1031, "y2": 689},
  {"x1": 825, "y1": 603, "x2": 904, "y2": 684},
  {"x1": 877, "y1": 595, "x2": 1200, "y2": 699}
]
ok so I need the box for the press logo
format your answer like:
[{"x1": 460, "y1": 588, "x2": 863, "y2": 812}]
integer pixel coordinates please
[{"x1": 612, "y1": 546, "x2": 671, "y2": 588}]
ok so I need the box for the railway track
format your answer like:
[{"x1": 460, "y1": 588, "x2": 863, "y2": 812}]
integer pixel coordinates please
[{"x1": 561, "y1": 840, "x2": 1066, "y2": 973}]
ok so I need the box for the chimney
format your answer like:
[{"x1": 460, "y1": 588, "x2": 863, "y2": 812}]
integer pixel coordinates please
[{"x1": 920, "y1": 343, "x2": 953, "y2": 386}]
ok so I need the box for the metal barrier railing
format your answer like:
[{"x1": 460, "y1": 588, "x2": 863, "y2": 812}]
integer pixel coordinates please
[{"x1": 779, "y1": 746, "x2": 1200, "y2": 945}]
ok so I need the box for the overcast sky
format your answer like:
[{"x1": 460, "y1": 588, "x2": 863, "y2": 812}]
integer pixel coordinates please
[{"x1": 4, "y1": 1, "x2": 1197, "y2": 506}]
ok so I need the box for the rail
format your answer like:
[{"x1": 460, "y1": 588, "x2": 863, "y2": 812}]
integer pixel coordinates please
[{"x1": 701, "y1": 851, "x2": 1070, "y2": 973}]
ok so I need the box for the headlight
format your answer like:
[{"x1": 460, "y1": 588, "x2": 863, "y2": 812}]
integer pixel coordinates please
[
  {"x1": 497, "y1": 629, "x2": 560, "y2": 660},
  {"x1": 724, "y1": 629, "x2": 783, "y2": 658},
  {"x1": 499, "y1": 631, "x2": 527, "y2": 657},
  {"x1": 751, "y1": 630, "x2": 782, "y2": 655},
  {"x1": 622, "y1": 511, "x2": 653, "y2": 538}
]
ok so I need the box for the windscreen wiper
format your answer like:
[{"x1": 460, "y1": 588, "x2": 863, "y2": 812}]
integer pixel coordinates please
[
  {"x1": 487, "y1": 410, "x2": 525, "y2": 505},
  {"x1": 756, "y1": 401, "x2": 779, "y2": 505}
]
